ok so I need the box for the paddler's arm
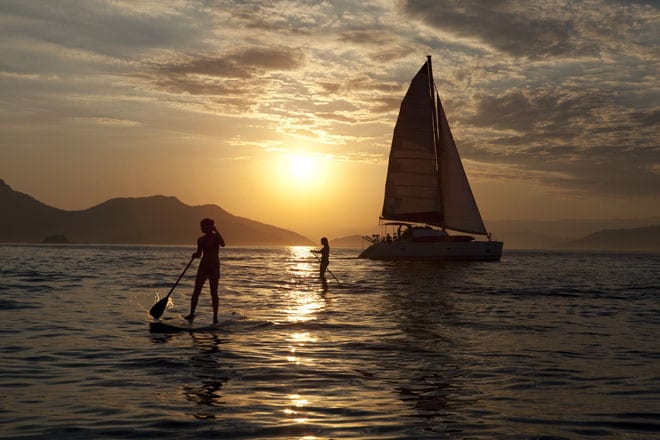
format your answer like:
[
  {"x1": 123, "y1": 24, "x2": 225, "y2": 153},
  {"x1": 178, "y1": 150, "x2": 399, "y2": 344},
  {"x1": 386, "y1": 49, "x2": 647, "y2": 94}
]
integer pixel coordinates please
[
  {"x1": 214, "y1": 227, "x2": 226, "y2": 247},
  {"x1": 192, "y1": 237, "x2": 203, "y2": 258}
]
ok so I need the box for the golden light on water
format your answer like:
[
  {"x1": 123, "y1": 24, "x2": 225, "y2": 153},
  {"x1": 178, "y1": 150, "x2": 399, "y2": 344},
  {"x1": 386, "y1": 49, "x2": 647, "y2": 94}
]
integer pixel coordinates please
[
  {"x1": 285, "y1": 298, "x2": 324, "y2": 323},
  {"x1": 289, "y1": 394, "x2": 309, "y2": 407},
  {"x1": 288, "y1": 246, "x2": 314, "y2": 264},
  {"x1": 289, "y1": 332, "x2": 318, "y2": 343},
  {"x1": 287, "y1": 349, "x2": 297, "y2": 363},
  {"x1": 288, "y1": 332, "x2": 318, "y2": 364},
  {"x1": 282, "y1": 246, "x2": 326, "y2": 323},
  {"x1": 279, "y1": 247, "x2": 327, "y2": 429},
  {"x1": 284, "y1": 394, "x2": 310, "y2": 424}
]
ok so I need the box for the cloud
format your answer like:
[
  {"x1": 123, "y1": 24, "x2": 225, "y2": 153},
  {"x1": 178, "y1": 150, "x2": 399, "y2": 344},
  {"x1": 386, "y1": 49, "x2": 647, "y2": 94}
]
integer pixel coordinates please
[
  {"x1": 468, "y1": 88, "x2": 658, "y2": 143},
  {"x1": 148, "y1": 46, "x2": 306, "y2": 111},
  {"x1": 631, "y1": 108, "x2": 660, "y2": 127},
  {"x1": 400, "y1": 0, "x2": 577, "y2": 58},
  {"x1": 339, "y1": 30, "x2": 398, "y2": 46},
  {"x1": 459, "y1": 88, "x2": 660, "y2": 196},
  {"x1": 399, "y1": 0, "x2": 658, "y2": 59},
  {"x1": 92, "y1": 117, "x2": 141, "y2": 127},
  {"x1": 0, "y1": 0, "x2": 210, "y2": 58},
  {"x1": 157, "y1": 46, "x2": 304, "y2": 80}
]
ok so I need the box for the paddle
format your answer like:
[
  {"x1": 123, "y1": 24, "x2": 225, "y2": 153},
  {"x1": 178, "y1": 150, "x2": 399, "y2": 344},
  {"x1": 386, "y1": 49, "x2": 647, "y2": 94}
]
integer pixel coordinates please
[
  {"x1": 311, "y1": 252, "x2": 341, "y2": 285},
  {"x1": 149, "y1": 257, "x2": 194, "y2": 319}
]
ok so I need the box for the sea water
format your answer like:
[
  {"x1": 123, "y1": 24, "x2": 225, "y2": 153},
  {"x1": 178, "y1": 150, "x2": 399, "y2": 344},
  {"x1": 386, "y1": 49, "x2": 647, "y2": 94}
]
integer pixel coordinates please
[{"x1": 1, "y1": 244, "x2": 659, "y2": 439}]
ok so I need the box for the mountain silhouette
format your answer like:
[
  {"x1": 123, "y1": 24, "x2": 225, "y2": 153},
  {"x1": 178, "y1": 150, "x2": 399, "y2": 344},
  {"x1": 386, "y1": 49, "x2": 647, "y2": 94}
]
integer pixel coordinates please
[
  {"x1": 0, "y1": 179, "x2": 312, "y2": 246},
  {"x1": 489, "y1": 218, "x2": 660, "y2": 249},
  {"x1": 558, "y1": 224, "x2": 660, "y2": 251}
]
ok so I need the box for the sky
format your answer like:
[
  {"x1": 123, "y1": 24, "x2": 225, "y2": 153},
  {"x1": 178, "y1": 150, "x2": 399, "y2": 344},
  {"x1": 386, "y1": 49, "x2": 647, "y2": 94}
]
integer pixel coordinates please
[{"x1": 1, "y1": 0, "x2": 658, "y2": 240}]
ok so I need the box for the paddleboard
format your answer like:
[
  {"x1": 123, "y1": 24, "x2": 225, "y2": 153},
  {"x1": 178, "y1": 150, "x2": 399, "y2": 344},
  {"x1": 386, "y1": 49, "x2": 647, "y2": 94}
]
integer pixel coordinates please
[
  {"x1": 149, "y1": 312, "x2": 245, "y2": 333},
  {"x1": 149, "y1": 321, "x2": 219, "y2": 333}
]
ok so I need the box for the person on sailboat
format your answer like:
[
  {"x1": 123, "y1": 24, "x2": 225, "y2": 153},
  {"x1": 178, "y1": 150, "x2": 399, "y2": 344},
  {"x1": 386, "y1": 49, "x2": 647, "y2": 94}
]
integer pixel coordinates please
[
  {"x1": 311, "y1": 237, "x2": 330, "y2": 291},
  {"x1": 184, "y1": 218, "x2": 226, "y2": 324}
]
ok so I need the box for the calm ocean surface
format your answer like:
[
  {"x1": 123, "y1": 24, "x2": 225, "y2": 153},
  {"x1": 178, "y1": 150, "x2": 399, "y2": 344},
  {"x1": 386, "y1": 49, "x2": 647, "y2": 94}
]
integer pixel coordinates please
[{"x1": 1, "y1": 244, "x2": 659, "y2": 439}]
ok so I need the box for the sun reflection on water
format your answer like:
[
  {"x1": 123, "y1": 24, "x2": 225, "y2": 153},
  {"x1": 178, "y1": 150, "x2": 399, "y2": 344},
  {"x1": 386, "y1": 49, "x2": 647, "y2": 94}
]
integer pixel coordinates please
[
  {"x1": 282, "y1": 246, "x2": 326, "y2": 324},
  {"x1": 287, "y1": 332, "x2": 319, "y2": 364},
  {"x1": 277, "y1": 247, "x2": 328, "y2": 431},
  {"x1": 284, "y1": 393, "x2": 310, "y2": 424}
]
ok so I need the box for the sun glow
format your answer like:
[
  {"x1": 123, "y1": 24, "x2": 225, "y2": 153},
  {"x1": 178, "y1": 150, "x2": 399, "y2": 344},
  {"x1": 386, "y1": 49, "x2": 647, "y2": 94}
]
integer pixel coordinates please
[
  {"x1": 287, "y1": 154, "x2": 317, "y2": 180},
  {"x1": 272, "y1": 152, "x2": 330, "y2": 194}
]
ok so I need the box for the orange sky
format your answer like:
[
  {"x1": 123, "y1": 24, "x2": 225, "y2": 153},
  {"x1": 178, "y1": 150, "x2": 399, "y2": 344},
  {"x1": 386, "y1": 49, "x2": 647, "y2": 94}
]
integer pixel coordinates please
[{"x1": 1, "y1": 1, "x2": 659, "y2": 240}]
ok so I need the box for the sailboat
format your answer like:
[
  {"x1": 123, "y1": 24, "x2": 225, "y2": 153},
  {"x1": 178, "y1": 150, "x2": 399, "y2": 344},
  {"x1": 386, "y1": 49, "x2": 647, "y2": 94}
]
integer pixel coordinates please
[{"x1": 358, "y1": 56, "x2": 503, "y2": 261}]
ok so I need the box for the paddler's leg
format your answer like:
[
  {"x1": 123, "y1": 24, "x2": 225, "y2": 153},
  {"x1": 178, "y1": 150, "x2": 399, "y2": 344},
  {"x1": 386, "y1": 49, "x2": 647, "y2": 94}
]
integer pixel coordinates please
[
  {"x1": 209, "y1": 265, "x2": 220, "y2": 324},
  {"x1": 185, "y1": 269, "x2": 206, "y2": 321},
  {"x1": 320, "y1": 261, "x2": 328, "y2": 291}
]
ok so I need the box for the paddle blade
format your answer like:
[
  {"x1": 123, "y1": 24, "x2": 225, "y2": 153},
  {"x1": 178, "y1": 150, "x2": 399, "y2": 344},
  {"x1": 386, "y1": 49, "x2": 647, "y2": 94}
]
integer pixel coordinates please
[{"x1": 149, "y1": 295, "x2": 169, "y2": 319}]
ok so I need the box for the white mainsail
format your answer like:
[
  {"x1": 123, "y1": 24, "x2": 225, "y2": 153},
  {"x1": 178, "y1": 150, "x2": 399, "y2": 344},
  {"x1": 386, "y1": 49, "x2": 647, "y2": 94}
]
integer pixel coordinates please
[{"x1": 381, "y1": 57, "x2": 487, "y2": 235}]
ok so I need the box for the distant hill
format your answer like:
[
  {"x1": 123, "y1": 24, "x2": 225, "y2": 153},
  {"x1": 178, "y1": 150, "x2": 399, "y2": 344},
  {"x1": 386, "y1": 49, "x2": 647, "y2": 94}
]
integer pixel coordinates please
[
  {"x1": 330, "y1": 235, "x2": 365, "y2": 248},
  {"x1": 558, "y1": 224, "x2": 660, "y2": 251},
  {"x1": 488, "y1": 218, "x2": 660, "y2": 249},
  {"x1": 0, "y1": 179, "x2": 312, "y2": 246},
  {"x1": 491, "y1": 230, "x2": 565, "y2": 250}
]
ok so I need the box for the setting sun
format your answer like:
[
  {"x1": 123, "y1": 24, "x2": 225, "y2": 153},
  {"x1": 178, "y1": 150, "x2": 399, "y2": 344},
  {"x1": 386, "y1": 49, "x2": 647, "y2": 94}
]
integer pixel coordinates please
[
  {"x1": 272, "y1": 152, "x2": 330, "y2": 193},
  {"x1": 287, "y1": 154, "x2": 317, "y2": 180}
]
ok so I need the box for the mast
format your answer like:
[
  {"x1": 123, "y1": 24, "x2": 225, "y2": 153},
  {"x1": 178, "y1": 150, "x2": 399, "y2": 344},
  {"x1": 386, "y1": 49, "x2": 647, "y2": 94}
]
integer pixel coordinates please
[{"x1": 427, "y1": 55, "x2": 445, "y2": 225}]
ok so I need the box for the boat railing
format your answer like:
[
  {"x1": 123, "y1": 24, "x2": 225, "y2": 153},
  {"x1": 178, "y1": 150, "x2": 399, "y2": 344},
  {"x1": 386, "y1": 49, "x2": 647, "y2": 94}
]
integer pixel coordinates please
[{"x1": 362, "y1": 234, "x2": 381, "y2": 244}]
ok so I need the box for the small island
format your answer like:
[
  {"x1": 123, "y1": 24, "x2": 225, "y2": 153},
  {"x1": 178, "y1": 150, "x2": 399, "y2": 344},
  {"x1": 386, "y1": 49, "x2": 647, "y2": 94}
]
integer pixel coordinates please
[{"x1": 42, "y1": 235, "x2": 70, "y2": 244}]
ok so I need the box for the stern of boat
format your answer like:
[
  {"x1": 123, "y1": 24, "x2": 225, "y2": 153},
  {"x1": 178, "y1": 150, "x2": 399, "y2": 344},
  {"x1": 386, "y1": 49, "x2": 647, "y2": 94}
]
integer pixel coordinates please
[{"x1": 358, "y1": 239, "x2": 503, "y2": 261}]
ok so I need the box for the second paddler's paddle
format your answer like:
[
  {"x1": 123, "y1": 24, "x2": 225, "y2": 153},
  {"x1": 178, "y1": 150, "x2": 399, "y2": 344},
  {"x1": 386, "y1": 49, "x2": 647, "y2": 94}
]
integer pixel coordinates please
[{"x1": 149, "y1": 257, "x2": 194, "y2": 319}]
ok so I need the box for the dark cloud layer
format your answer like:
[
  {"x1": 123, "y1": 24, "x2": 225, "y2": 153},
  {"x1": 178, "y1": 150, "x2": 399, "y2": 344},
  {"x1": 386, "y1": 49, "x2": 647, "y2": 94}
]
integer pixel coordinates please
[
  {"x1": 159, "y1": 46, "x2": 305, "y2": 80},
  {"x1": 461, "y1": 88, "x2": 660, "y2": 196},
  {"x1": 400, "y1": 0, "x2": 640, "y2": 58},
  {"x1": 152, "y1": 46, "x2": 305, "y2": 106},
  {"x1": 0, "y1": 0, "x2": 208, "y2": 58}
]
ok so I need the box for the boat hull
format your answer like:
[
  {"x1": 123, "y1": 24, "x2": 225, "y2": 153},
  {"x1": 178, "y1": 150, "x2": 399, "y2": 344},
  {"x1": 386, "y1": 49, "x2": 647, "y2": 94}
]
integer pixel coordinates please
[{"x1": 358, "y1": 239, "x2": 503, "y2": 261}]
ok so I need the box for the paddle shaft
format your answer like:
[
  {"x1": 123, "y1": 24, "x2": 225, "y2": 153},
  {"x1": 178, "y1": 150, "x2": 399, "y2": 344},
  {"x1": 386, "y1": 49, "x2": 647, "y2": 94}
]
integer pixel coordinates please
[
  {"x1": 149, "y1": 257, "x2": 194, "y2": 319},
  {"x1": 311, "y1": 252, "x2": 340, "y2": 285},
  {"x1": 165, "y1": 257, "x2": 194, "y2": 298}
]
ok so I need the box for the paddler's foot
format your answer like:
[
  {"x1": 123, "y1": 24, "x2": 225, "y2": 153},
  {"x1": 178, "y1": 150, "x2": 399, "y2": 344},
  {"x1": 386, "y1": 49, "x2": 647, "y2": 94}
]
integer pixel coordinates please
[
  {"x1": 184, "y1": 314, "x2": 194, "y2": 322},
  {"x1": 213, "y1": 317, "x2": 218, "y2": 325}
]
